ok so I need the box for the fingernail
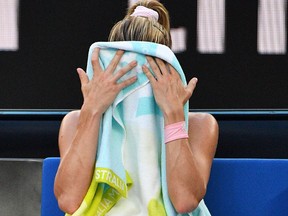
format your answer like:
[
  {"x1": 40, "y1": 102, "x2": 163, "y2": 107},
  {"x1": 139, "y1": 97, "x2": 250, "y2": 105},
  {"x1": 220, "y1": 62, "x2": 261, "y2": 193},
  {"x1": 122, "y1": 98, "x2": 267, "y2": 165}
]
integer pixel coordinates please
[{"x1": 132, "y1": 60, "x2": 138, "y2": 66}]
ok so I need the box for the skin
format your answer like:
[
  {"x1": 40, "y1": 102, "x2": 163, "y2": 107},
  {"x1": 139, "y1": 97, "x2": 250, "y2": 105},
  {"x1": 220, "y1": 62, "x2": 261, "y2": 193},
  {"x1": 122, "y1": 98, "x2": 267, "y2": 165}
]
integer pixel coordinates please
[{"x1": 54, "y1": 48, "x2": 218, "y2": 214}]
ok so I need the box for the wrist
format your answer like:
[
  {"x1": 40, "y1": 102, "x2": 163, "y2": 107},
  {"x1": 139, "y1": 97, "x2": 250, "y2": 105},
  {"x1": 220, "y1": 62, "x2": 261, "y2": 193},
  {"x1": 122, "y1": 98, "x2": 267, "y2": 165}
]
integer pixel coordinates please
[
  {"x1": 81, "y1": 103, "x2": 104, "y2": 118},
  {"x1": 163, "y1": 107, "x2": 184, "y2": 125},
  {"x1": 164, "y1": 121, "x2": 188, "y2": 144}
]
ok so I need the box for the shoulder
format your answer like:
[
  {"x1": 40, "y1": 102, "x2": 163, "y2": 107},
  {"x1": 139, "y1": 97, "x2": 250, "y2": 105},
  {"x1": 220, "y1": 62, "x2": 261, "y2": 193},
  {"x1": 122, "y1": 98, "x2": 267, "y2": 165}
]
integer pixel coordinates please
[
  {"x1": 187, "y1": 112, "x2": 219, "y2": 153},
  {"x1": 188, "y1": 112, "x2": 218, "y2": 131},
  {"x1": 60, "y1": 110, "x2": 81, "y2": 137},
  {"x1": 62, "y1": 110, "x2": 81, "y2": 124},
  {"x1": 58, "y1": 110, "x2": 81, "y2": 156}
]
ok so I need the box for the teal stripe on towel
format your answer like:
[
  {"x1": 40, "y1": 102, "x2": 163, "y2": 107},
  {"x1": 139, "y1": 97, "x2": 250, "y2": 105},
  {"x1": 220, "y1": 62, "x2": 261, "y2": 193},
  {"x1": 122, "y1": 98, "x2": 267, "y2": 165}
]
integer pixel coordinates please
[{"x1": 136, "y1": 97, "x2": 161, "y2": 117}]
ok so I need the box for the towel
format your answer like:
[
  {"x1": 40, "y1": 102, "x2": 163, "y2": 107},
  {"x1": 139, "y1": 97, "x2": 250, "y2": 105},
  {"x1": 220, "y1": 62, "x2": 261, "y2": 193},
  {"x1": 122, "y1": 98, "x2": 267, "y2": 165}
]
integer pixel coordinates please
[{"x1": 68, "y1": 41, "x2": 211, "y2": 216}]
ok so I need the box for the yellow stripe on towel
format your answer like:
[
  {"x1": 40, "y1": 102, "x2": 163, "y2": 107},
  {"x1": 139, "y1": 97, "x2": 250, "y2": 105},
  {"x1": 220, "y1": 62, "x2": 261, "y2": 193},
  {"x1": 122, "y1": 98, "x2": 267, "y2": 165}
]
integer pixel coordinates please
[{"x1": 67, "y1": 170, "x2": 133, "y2": 216}]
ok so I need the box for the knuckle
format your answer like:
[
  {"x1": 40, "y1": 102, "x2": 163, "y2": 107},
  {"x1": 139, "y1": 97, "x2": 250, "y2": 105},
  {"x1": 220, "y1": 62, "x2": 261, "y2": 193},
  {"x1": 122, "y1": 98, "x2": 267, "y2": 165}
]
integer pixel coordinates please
[
  {"x1": 110, "y1": 61, "x2": 118, "y2": 69},
  {"x1": 119, "y1": 67, "x2": 126, "y2": 74},
  {"x1": 111, "y1": 85, "x2": 120, "y2": 92},
  {"x1": 91, "y1": 56, "x2": 98, "y2": 65}
]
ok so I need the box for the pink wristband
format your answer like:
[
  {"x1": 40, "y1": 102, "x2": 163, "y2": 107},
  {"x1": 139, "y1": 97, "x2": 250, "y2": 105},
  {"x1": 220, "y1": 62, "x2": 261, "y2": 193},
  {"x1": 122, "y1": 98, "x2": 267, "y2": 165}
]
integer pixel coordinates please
[{"x1": 164, "y1": 121, "x2": 189, "y2": 144}]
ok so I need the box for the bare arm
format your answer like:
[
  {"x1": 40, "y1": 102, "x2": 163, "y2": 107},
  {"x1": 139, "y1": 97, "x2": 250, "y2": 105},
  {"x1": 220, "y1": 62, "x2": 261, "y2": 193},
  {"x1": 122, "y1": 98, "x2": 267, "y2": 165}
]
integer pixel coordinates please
[
  {"x1": 54, "y1": 48, "x2": 137, "y2": 214},
  {"x1": 142, "y1": 57, "x2": 218, "y2": 213},
  {"x1": 165, "y1": 113, "x2": 218, "y2": 213}
]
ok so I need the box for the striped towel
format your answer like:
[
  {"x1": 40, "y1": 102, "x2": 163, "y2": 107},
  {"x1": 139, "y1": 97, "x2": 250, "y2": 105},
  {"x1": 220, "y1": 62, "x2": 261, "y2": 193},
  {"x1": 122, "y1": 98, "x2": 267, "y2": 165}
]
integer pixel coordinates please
[{"x1": 67, "y1": 41, "x2": 211, "y2": 216}]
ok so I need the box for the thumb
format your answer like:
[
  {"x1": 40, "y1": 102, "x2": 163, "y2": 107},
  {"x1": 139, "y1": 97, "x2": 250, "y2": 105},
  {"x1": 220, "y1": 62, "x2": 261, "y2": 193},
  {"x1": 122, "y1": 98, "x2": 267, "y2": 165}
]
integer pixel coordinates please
[
  {"x1": 186, "y1": 77, "x2": 198, "y2": 95},
  {"x1": 77, "y1": 68, "x2": 89, "y2": 86}
]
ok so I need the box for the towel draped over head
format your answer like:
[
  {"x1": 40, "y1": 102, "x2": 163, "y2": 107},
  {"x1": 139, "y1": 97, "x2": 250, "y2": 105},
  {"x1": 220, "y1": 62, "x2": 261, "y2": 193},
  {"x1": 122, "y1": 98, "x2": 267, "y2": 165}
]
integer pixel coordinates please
[{"x1": 67, "y1": 41, "x2": 211, "y2": 216}]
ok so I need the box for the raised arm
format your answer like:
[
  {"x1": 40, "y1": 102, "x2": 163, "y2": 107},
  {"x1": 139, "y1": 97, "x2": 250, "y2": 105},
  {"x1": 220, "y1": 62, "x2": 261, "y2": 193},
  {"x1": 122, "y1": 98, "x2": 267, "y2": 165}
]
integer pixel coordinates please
[
  {"x1": 142, "y1": 57, "x2": 218, "y2": 214},
  {"x1": 54, "y1": 48, "x2": 137, "y2": 214}
]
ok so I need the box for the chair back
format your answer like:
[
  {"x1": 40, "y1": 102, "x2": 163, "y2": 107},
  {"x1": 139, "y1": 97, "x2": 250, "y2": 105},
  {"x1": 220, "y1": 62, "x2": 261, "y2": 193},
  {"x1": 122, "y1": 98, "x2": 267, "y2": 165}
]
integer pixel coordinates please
[
  {"x1": 41, "y1": 158, "x2": 288, "y2": 216},
  {"x1": 205, "y1": 158, "x2": 288, "y2": 216},
  {"x1": 41, "y1": 157, "x2": 64, "y2": 216}
]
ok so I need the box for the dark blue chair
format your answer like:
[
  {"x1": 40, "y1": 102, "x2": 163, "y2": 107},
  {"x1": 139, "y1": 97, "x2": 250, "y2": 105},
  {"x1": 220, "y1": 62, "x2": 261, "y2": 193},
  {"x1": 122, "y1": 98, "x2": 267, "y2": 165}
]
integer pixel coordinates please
[
  {"x1": 41, "y1": 157, "x2": 64, "y2": 216},
  {"x1": 205, "y1": 158, "x2": 288, "y2": 216},
  {"x1": 41, "y1": 158, "x2": 288, "y2": 216}
]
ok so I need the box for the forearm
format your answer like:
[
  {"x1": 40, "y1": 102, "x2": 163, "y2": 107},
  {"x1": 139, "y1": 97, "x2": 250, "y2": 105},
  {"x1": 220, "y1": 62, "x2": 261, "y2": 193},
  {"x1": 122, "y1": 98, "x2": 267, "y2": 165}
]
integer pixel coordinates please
[
  {"x1": 54, "y1": 107, "x2": 102, "y2": 213},
  {"x1": 143, "y1": 56, "x2": 214, "y2": 213},
  {"x1": 166, "y1": 139, "x2": 206, "y2": 213},
  {"x1": 164, "y1": 110, "x2": 206, "y2": 213},
  {"x1": 53, "y1": 48, "x2": 138, "y2": 214}
]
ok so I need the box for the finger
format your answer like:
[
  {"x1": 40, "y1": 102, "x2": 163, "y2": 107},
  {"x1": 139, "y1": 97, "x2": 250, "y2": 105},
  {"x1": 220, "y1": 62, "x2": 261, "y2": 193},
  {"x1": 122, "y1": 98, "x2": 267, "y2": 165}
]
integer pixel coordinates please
[
  {"x1": 168, "y1": 64, "x2": 179, "y2": 77},
  {"x1": 106, "y1": 49, "x2": 125, "y2": 74},
  {"x1": 155, "y1": 58, "x2": 169, "y2": 75},
  {"x1": 118, "y1": 75, "x2": 138, "y2": 89},
  {"x1": 91, "y1": 48, "x2": 103, "y2": 75},
  {"x1": 142, "y1": 64, "x2": 157, "y2": 85},
  {"x1": 77, "y1": 68, "x2": 89, "y2": 86},
  {"x1": 146, "y1": 56, "x2": 162, "y2": 78},
  {"x1": 113, "y1": 60, "x2": 137, "y2": 81},
  {"x1": 169, "y1": 65, "x2": 184, "y2": 86}
]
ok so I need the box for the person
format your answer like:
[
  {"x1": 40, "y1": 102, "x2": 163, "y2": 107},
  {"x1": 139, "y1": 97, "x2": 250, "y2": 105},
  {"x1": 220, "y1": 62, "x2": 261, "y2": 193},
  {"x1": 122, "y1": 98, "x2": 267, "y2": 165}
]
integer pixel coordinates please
[{"x1": 54, "y1": 0, "x2": 218, "y2": 215}]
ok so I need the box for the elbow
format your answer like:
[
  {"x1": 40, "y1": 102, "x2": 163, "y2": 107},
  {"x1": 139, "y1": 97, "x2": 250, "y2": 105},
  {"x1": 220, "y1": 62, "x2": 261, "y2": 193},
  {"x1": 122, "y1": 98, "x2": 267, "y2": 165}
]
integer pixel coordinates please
[
  {"x1": 173, "y1": 193, "x2": 206, "y2": 214},
  {"x1": 58, "y1": 196, "x2": 80, "y2": 215},
  {"x1": 170, "y1": 184, "x2": 207, "y2": 214},
  {"x1": 54, "y1": 188, "x2": 81, "y2": 214}
]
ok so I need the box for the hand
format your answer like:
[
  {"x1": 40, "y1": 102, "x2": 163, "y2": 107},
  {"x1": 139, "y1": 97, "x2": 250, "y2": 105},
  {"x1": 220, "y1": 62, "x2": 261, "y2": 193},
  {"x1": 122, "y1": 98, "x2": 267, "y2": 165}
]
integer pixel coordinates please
[
  {"x1": 142, "y1": 56, "x2": 197, "y2": 123},
  {"x1": 77, "y1": 48, "x2": 138, "y2": 114}
]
